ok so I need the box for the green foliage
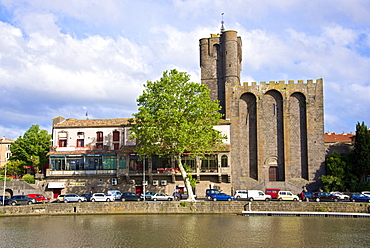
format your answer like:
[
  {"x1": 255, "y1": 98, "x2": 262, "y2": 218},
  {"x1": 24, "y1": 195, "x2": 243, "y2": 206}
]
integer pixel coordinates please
[
  {"x1": 3, "y1": 160, "x2": 26, "y2": 176},
  {"x1": 319, "y1": 153, "x2": 346, "y2": 191},
  {"x1": 129, "y1": 69, "x2": 226, "y2": 157},
  {"x1": 21, "y1": 174, "x2": 35, "y2": 184},
  {"x1": 352, "y1": 122, "x2": 370, "y2": 181},
  {"x1": 10, "y1": 125, "x2": 51, "y2": 174},
  {"x1": 319, "y1": 175, "x2": 344, "y2": 192},
  {"x1": 179, "y1": 202, "x2": 188, "y2": 207},
  {"x1": 0, "y1": 175, "x2": 12, "y2": 182},
  {"x1": 323, "y1": 122, "x2": 370, "y2": 192},
  {"x1": 130, "y1": 69, "x2": 226, "y2": 201}
]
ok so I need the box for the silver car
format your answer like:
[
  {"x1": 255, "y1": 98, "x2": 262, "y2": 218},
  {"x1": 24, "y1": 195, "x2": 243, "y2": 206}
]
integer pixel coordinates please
[
  {"x1": 63, "y1": 194, "x2": 87, "y2": 203},
  {"x1": 151, "y1": 193, "x2": 174, "y2": 201}
]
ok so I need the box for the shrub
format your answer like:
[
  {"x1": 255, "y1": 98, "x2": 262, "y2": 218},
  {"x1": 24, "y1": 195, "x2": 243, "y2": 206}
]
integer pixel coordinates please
[
  {"x1": 22, "y1": 174, "x2": 35, "y2": 184},
  {"x1": 0, "y1": 175, "x2": 12, "y2": 182}
]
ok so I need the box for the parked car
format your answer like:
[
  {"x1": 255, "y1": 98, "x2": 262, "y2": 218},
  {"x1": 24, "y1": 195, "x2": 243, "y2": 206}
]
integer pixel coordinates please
[
  {"x1": 120, "y1": 192, "x2": 142, "y2": 201},
  {"x1": 81, "y1": 193, "x2": 93, "y2": 201},
  {"x1": 277, "y1": 191, "x2": 299, "y2": 201},
  {"x1": 311, "y1": 192, "x2": 340, "y2": 202},
  {"x1": 90, "y1": 193, "x2": 115, "y2": 202},
  {"x1": 63, "y1": 194, "x2": 87, "y2": 203},
  {"x1": 0, "y1": 196, "x2": 9, "y2": 206},
  {"x1": 6, "y1": 195, "x2": 35, "y2": 206},
  {"x1": 234, "y1": 190, "x2": 271, "y2": 201},
  {"x1": 361, "y1": 191, "x2": 370, "y2": 197},
  {"x1": 298, "y1": 191, "x2": 314, "y2": 201},
  {"x1": 173, "y1": 192, "x2": 197, "y2": 200},
  {"x1": 234, "y1": 190, "x2": 248, "y2": 200},
  {"x1": 56, "y1": 195, "x2": 65, "y2": 203},
  {"x1": 265, "y1": 189, "x2": 280, "y2": 199},
  {"x1": 206, "y1": 189, "x2": 221, "y2": 200},
  {"x1": 107, "y1": 190, "x2": 123, "y2": 200},
  {"x1": 210, "y1": 193, "x2": 234, "y2": 201},
  {"x1": 151, "y1": 193, "x2": 174, "y2": 201},
  {"x1": 330, "y1": 192, "x2": 350, "y2": 201},
  {"x1": 28, "y1": 194, "x2": 50, "y2": 204},
  {"x1": 350, "y1": 193, "x2": 370, "y2": 202},
  {"x1": 142, "y1": 192, "x2": 156, "y2": 200}
]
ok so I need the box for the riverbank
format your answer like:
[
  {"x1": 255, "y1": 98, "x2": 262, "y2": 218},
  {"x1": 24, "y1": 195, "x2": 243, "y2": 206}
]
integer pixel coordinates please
[{"x1": 1, "y1": 201, "x2": 370, "y2": 217}]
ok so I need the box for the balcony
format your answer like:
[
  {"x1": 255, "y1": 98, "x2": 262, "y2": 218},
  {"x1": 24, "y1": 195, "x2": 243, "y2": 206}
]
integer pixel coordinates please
[{"x1": 46, "y1": 169, "x2": 116, "y2": 176}]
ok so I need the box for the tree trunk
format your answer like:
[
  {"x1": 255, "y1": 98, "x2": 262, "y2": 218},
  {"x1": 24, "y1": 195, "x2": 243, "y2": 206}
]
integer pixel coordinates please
[{"x1": 175, "y1": 154, "x2": 196, "y2": 202}]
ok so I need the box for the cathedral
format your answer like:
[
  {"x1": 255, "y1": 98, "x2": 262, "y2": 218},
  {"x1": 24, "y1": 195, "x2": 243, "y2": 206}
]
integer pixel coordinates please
[{"x1": 200, "y1": 30, "x2": 325, "y2": 192}]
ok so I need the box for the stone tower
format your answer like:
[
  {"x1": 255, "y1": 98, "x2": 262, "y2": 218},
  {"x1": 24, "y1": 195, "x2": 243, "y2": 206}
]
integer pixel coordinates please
[{"x1": 200, "y1": 30, "x2": 325, "y2": 191}]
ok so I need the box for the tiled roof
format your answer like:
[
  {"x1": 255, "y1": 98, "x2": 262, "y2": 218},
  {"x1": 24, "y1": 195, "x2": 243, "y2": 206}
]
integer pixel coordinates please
[
  {"x1": 53, "y1": 117, "x2": 230, "y2": 128},
  {"x1": 0, "y1": 138, "x2": 14, "y2": 143},
  {"x1": 324, "y1": 132, "x2": 354, "y2": 143},
  {"x1": 54, "y1": 118, "x2": 132, "y2": 128}
]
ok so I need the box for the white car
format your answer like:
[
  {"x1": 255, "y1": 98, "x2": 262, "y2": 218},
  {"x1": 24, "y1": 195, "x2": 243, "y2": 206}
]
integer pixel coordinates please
[
  {"x1": 330, "y1": 192, "x2": 349, "y2": 201},
  {"x1": 361, "y1": 191, "x2": 370, "y2": 197},
  {"x1": 90, "y1": 193, "x2": 115, "y2": 202},
  {"x1": 277, "y1": 191, "x2": 299, "y2": 201},
  {"x1": 151, "y1": 193, "x2": 174, "y2": 201}
]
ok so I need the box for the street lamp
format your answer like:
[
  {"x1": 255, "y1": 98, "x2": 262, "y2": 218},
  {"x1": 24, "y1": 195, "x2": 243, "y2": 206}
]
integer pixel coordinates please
[
  {"x1": 2, "y1": 164, "x2": 6, "y2": 206},
  {"x1": 143, "y1": 155, "x2": 146, "y2": 202}
]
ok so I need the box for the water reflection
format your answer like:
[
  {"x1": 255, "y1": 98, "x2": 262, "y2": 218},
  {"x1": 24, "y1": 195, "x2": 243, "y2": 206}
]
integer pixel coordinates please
[{"x1": 0, "y1": 214, "x2": 368, "y2": 247}]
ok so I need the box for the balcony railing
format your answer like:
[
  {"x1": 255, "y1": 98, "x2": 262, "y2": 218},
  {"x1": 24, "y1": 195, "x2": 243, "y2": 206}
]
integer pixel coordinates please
[{"x1": 47, "y1": 169, "x2": 116, "y2": 176}]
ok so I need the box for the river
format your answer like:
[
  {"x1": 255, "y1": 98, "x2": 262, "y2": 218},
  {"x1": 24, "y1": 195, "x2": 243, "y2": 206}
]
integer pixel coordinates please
[{"x1": 0, "y1": 214, "x2": 368, "y2": 247}]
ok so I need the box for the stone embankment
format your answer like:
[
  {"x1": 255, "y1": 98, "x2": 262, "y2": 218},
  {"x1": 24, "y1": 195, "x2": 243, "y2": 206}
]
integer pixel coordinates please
[{"x1": 0, "y1": 201, "x2": 369, "y2": 216}]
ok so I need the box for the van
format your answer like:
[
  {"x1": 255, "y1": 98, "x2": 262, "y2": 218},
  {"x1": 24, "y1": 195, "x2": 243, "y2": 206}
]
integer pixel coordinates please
[
  {"x1": 244, "y1": 190, "x2": 271, "y2": 201},
  {"x1": 106, "y1": 190, "x2": 122, "y2": 200},
  {"x1": 265, "y1": 189, "x2": 280, "y2": 199}
]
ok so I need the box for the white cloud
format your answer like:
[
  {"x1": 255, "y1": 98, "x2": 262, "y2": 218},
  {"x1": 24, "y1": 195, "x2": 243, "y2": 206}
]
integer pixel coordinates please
[{"x1": 0, "y1": 0, "x2": 370, "y2": 137}]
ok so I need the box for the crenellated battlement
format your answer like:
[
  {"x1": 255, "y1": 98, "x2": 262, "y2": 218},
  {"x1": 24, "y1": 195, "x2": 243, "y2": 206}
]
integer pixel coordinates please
[{"x1": 240, "y1": 78, "x2": 322, "y2": 87}]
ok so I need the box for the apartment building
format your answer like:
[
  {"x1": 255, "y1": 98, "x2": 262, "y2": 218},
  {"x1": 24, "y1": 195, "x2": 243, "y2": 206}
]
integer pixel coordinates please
[{"x1": 46, "y1": 116, "x2": 231, "y2": 198}]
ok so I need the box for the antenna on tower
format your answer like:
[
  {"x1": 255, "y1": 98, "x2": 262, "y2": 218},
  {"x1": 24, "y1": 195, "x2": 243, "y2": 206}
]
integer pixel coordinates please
[{"x1": 221, "y1": 13, "x2": 225, "y2": 32}]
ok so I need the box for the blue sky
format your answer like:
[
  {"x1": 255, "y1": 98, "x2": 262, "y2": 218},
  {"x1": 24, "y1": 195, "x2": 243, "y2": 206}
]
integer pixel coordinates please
[{"x1": 0, "y1": 0, "x2": 369, "y2": 139}]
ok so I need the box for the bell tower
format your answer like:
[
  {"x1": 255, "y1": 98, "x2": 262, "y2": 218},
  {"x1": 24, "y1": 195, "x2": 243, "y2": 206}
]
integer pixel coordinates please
[{"x1": 199, "y1": 30, "x2": 242, "y2": 119}]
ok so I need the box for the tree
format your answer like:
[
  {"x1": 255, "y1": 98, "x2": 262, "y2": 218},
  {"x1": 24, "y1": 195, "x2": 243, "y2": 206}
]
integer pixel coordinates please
[
  {"x1": 9, "y1": 125, "x2": 51, "y2": 174},
  {"x1": 319, "y1": 152, "x2": 346, "y2": 192},
  {"x1": 352, "y1": 122, "x2": 370, "y2": 181},
  {"x1": 129, "y1": 69, "x2": 226, "y2": 202},
  {"x1": 3, "y1": 160, "x2": 26, "y2": 176}
]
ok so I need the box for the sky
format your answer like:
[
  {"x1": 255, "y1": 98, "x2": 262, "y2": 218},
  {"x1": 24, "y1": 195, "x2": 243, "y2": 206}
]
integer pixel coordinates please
[{"x1": 0, "y1": 0, "x2": 369, "y2": 140}]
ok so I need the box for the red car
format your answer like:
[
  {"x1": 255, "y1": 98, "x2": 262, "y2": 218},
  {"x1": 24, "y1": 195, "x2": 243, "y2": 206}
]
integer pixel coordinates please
[{"x1": 28, "y1": 194, "x2": 50, "y2": 204}]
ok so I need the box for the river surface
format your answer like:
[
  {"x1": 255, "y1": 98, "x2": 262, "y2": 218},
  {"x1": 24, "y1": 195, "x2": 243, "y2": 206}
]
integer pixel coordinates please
[{"x1": 0, "y1": 214, "x2": 369, "y2": 247}]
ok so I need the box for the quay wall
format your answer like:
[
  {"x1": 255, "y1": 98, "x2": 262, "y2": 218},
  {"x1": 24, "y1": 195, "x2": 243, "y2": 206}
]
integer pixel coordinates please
[{"x1": 0, "y1": 201, "x2": 369, "y2": 216}]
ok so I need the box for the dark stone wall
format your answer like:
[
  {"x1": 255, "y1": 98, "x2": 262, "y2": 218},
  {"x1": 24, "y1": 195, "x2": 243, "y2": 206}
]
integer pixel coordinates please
[{"x1": 200, "y1": 30, "x2": 325, "y2": 193}]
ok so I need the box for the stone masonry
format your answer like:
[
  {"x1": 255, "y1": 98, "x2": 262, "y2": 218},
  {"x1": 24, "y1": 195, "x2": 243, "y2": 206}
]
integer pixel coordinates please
[{"x1": 200, "y1": 30, "x2": 325, "y2": 192}]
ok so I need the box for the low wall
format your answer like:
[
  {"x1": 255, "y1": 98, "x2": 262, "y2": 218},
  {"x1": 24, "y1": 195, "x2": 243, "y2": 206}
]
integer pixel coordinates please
[{"x1": 0, "y1": 201, "x2": 369, "y2": 217}]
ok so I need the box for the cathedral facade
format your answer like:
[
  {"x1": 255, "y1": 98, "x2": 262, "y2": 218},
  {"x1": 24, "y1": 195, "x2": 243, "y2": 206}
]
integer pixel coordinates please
[{"x1": 200, "y1": 30, "x2": 325, "y2": 192}]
